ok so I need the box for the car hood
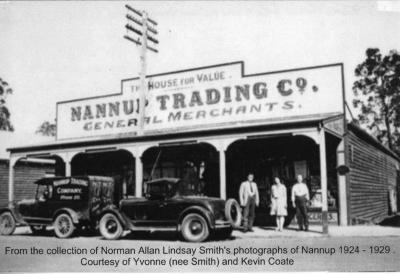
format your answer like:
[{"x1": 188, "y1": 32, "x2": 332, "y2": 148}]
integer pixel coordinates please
[
  {"x1": 15, "y1": 199, "x2": 37, "y2": 213},
  {"x1": 179, "y1": 195, "x2": 224, "y2": 202},
  {"x1": 17, "y1": 199, "x2": 36, "y2": 207}
]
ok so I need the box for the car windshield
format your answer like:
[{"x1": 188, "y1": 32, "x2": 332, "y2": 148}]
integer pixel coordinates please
[
  {"x1": 176, "y1": 179, "x2": 199, "y2": 196},
  {"x1": 146, "y1": 182, "x2": 176, "y2": 198}
]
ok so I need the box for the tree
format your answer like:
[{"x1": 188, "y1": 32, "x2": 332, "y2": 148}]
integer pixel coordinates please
[
  {"x1": 36, "y1": 120, "x2": 56, "y2": 137},
  {"x1": 353, "y1": 48, "x2": 400, "y2": 154},
  {"x1": 0, "y1": 78, "x2": 14, "y2": 131}
]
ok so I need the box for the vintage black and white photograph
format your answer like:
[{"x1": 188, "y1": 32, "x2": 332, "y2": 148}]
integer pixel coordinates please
[{"x1": 0, "y1": 1, "x2": 400, "y2": 272}]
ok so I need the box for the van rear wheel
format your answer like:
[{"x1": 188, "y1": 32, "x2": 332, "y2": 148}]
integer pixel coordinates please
[
  {"x1": 99, "y1": 213, "x2": 123, "y2": 240},
  {"x1": 0, "y1": 212, "x2": 16, "y2": 235},
  {"x1": 54, "y1": 213, "x2": 75, "y2": 238}
]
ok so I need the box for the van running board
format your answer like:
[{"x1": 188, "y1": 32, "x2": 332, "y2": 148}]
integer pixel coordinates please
[{"x1": 128, "y1": 226, "x2": 177, "y2": 232}]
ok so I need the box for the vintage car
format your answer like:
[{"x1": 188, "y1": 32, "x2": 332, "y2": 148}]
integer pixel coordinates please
[
  {"x1": 99, "y1": 178, "x2": 241, "y2": 242},
  {"x1": 0, "y1": 176, "x2": 115, "y2": 238}
]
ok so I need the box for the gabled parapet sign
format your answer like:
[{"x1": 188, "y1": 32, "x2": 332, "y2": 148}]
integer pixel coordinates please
[{"x1": 56, "y1": 62, "x2": 345, "y2": 140}]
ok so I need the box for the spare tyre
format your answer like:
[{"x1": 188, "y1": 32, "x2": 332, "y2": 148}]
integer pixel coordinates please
[{"x1": 224, "y1": 198, "x2": 242, "y2": 229}]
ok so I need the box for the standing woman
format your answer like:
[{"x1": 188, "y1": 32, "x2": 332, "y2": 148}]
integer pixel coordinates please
[{"x1": 270, "y1": 177, "x2": 288, "y2": 231}]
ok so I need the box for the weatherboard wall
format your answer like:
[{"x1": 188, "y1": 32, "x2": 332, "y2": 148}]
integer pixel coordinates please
[
  {"x1": 0, "y1": 160, "x2": 54, "y2": 206},
  {"x1": 347, "y1": 129, "x2": 399, "y2": 224}
]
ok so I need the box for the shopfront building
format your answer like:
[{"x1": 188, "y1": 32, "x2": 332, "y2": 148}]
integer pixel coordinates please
[{"x1": 6, "y1": 61, "x2": 399, "y2": 231}]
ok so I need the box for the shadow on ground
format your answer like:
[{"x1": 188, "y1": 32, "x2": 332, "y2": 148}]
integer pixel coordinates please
[
  {"x1": 258, "y1": 226, "x2": 322, "y2": 234},
  {"x1": 115, "y1": 231, "x2": 236, "y2": 242},
  {"x1": 379, "y1": 214, "x2": 400, "y2": 227},
  {"x1": 11, "y1": 226, "x2": 235, "y2": 242},
  {"x1": 10, "y1": 227, "x2": 100, "y2": 238}
]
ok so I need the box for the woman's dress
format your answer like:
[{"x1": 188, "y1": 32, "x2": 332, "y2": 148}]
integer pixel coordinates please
[{"x1": 270, "y1": 184, "x2": 287, "y2": 216}]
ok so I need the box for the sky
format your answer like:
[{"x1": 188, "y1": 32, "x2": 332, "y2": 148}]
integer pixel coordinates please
[{"x1": 0, "y1": 1, "x2": 400, "y2": 148}]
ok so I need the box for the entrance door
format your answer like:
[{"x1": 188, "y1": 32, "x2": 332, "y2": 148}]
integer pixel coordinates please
[{"x1": 226, "y1": 136, "x2": 322, "y2": 226}]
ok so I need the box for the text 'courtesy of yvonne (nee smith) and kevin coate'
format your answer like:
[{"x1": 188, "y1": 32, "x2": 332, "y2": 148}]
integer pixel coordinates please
[{"x1": 4, "y1": 244, "x2": 391, "y2": 269}]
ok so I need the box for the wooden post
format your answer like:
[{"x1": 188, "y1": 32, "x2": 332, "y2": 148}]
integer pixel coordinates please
[
  {"x1": 137, "y1": 12, "x2": 148, "y2": 136},
  {"x1": 8, "y1": 157, "x2": 16, "y2": 204},
  {"x1": 319, "y1": 128, "x2": 329, "y2": 234},
  {"x1": 219, "y1": 149, "x2": 226, "y2": 200},
  {"x1": 337, "y1": 140, "x2": 348, "y2": 226},
  {"x1": 65, "y1": 161, "x2": 71, "y2": 177},
  {"x1": 135, "y1": 155, "x2": 143, "y2": 197}
]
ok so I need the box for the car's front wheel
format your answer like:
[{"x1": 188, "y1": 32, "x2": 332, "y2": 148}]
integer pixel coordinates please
[
  {"x1": 0, "y1": 212, "x2": 16, "y2": 235},
  {"x1": 181, "y1": 213, "x2": 209, "y2": 242},
  {"x1": 54, "y1": 213, "x2": 75, "y2": 238},
  {"x1": 99, "y1": 213, "x2": 123, "y2": 240}
]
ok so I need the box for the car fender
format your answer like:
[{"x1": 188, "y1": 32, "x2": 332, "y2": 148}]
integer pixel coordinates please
[
  {"x1": 99, "y1": 205, "x2": 130, "y2": 230},
  {"x1": 178, "y1": 206, "x2": 214, "y2": 230},
  {"x1": 0, "y1": 207, "x2": 26, "y2": 225},
  {"x1": 53, "y1": 208, "x2": 81, "y2": 224}
]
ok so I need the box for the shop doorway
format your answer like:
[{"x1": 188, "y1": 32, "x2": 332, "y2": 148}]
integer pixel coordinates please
[
  {"x1": 226, "y1": 134, "x2": 340, "y2": 226},
  {"x1": 71, "y1": 150, "x2": 135, "y2": 201},
  {"x1": 142, "y1": 143, "x2": 219, "y2": 197}
]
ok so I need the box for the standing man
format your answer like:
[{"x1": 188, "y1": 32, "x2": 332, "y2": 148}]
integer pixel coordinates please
[
  {"x1": 292, "y1": 174, "x2": 310, "y2": 231},
  {"x1": 291, "y1": 174, "x2": 310, "y2": 231},
  {"x1": 239, "y1": 173, "x2": 259, "y2": 232}
]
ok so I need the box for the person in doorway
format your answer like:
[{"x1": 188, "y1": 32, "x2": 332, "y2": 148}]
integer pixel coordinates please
[
  {"x1": 291, "y1": 174, "x2": 310, "y2": 231},
  {"x1": 197, "y1": 161, "x2": 206, "y2": 196},
  {"x1": 270, "y1": 177, "x2": 287, "y2": 232},
  {"x1": 239, "y1": 173, "x2": 259, "y2": 232},
  {"x1": 182, "y1": 161, "x2": 199, "y2": 195}
]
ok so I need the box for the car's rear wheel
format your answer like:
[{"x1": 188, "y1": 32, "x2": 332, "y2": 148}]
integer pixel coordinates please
[
  {"x1": 99, "y1": 213, "x2": 123, "y2": 240},
  {"x1": 181, "y1": 213, "x2": 209, "y2": 242},
  {"x1": 54, "y1": 213, "x2": 75, "y2": 238},
  {"x1": 30, "y1": 225, "x2": 47, "y2": 235},
  {"x1": 0, "y1": 212, "x2": 16, "y2": 235},
  {"x1": 225, "y1": 198, "x2": 242, "y2": 229}
]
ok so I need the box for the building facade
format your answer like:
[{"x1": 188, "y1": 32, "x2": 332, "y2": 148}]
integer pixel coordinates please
[{"x1": 6, "y1": 62, "x2": 399, "y2": 231}]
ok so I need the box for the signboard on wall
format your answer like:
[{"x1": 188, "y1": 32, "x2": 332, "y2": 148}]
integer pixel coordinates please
[{"x1": 56, "y1": 62, "x2": 345, "y2": 140}]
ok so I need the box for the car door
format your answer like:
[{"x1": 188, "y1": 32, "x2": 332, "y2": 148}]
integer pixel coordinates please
[
  {"x1": 157, "y1": 198, "x2": 186, "y2": 225},
  {"x1": 156, "y1": 183, "x2": 189, "y2": 225},
  {"x1": 28, "y1": 184, "x2": 52, "y2": 223},
  {"x1": 125, "y1": 199, "x2": 161, "y2": 226}
]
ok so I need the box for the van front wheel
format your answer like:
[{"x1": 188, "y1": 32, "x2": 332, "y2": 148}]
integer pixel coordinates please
[{"x1": 0, "y1": 212, "x2": 16, "y2": 235}]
